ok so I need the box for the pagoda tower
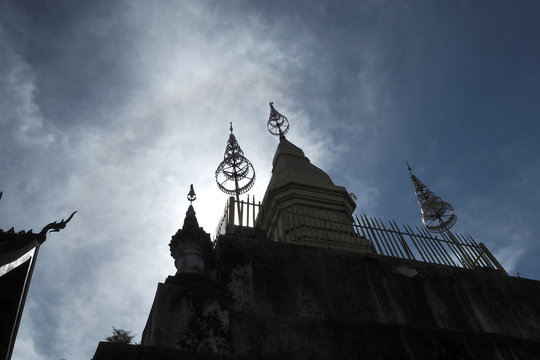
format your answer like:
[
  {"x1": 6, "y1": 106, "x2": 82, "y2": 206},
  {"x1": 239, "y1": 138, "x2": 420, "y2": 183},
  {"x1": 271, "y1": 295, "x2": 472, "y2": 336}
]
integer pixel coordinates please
[
  {"x1": 93, "y1": 104, "x2": 540, "y2": 360},
  {"x1": 256, "y1": 103, "x2": 373, "y2": 253}
]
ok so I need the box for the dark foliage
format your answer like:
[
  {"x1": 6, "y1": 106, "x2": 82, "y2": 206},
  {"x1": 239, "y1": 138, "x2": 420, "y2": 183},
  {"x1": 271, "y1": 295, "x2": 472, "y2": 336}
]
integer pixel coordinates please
[{"x1": 105, "y1": 328, "x2": 136, "y2": 344}]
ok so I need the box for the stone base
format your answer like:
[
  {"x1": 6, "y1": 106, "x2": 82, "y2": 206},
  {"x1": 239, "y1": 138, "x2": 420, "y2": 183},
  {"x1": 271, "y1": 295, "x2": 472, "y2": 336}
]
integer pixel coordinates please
[{"x1": 141, "y1": 274, "x2": 230, "y2": 353}]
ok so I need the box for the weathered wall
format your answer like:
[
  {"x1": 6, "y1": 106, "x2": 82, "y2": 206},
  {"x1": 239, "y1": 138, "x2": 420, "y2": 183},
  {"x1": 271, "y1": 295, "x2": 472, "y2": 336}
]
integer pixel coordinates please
[
  {"x1": 216, "y1": 233, "x2": 540, "y2": 358},
  {"x1": 96, "y1": 232, "x2": 540, "y2": 359},
  {"x1": 141, "y1": 275, "x2": 230, "y2": 352}
]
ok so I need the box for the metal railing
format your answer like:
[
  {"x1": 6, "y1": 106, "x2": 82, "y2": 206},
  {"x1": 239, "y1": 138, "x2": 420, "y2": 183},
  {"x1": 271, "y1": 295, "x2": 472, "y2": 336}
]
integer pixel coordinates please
[
  {"x1": 215, "y1": 195, "x2": 262, "y2": 236},
  {"x1": 354, "y1": 214, "x2": 507, "y2": 274},
  {"x1": 215, "y1": 197, "x2": 507, "y2": 274}
]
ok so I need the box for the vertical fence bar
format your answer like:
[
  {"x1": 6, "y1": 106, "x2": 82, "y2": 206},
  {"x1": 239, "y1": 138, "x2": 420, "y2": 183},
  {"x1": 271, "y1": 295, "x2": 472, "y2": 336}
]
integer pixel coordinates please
[
  {"x1": 455, "y1": 233, "x2": 478, "y2": 267},
  {"x1": 403, "y1": 224, "x2": 427, "y2": 262},
  {"x1": 252, "y1": 196, "x2": 256, "y2": 227},
  {"x1": 361, "y1": 215, "x2": 385, "y2": 255},
  {"x1": 371, "y1": 216, "x2": 396, "y2": 256},
  {"x1": 417, "y1": 226, "x2": 449, "y2": 266},
  {"x1": 383, "y1": 218, "x2": 408, "y2": 259},
  {"x1": 356, "y1": 215, "x2": 380, "y2": 253},
  {"x1": 413, "y1": 225, "x2": 441, "y2": 264},
  {"x1": 478, "y1": 242, "x2": 508, "y2": 275},
  {"x1": 440, "y1": 232, "x2": 467, "y2": 268},
  {"x1": 406, "y1": 224, "x2": 429, "y2": 262},
  {"x1": 371, "y1": 217, "x2": 391, "y2": 256},
  {"x1": 407, "y1": 224, "x2": 434, "y2": 263},
  {"x1": 246, "y1": 195, "x2": 250, "y2": 228},
  {"x1": 426, "y1": 229, "x2": 454, "y2": 267},
  {"x1": 448, "y1": 231, "x2": 476, "y2": 269},
  {"x1": 376, "y1": 218, "x2": 404, "y2": 258},
  {"x1": 465, "y1": 234, "x2": 491, "y2": 267},
  {"x1": 462, "y1": 234, "x2": 491, "y2": 267},
  {"x1": 390, "y1": 220, "x2": 415, "y2": 260},
  {"x1": 373, "y1": 217, "x2": 393, "y2": 256},
  {"x1": 228, "y1": 196, "x2": 235, "y2": 232},
  {"x1": 468, "y1": 235, "x2": 493, "y2": 268}
]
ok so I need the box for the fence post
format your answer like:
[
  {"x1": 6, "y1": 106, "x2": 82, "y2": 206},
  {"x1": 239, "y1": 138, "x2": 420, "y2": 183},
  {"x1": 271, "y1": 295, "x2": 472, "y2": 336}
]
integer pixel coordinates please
[
  {"x1": 478, "y1": 242, "x2": 508, "y2": 275},
  {"x1": 228, "y1": 196, "x2": 235, "y2": 232}
]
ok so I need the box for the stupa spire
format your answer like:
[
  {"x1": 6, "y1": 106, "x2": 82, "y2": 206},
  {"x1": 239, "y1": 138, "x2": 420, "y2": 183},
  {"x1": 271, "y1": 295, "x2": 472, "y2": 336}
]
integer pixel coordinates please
[
  {"x1": 256, "y1": 104, "x2": 373, "y2": 254},
  {"x1": 215, "y1": 123, "x2": 256, "y2": 227},
  {"x1": 215, "y1": 123, "x2": 256, "y2": 197},
  {"x1": 406, "y1": 162, "x2": 457, "y2": 234},
  {"x1": 169, "y1": 184, "x2": 212, "y2": 276}
]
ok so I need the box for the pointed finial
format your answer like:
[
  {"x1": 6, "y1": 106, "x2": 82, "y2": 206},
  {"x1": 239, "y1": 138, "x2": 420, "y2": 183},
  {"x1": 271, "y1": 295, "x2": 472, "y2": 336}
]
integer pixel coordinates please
[
  {"x1": 407, "y1": 165, "x2": 457, "y2": 234},
  {"x1": 406, "y1": 161, "x2": 412, "y2": 174},
  {"x1": 187, "y1": 184, "x2": 196, "y2": 204},
  {"x1": 216, "y1": 124, "x2": 256, "y2": 196},
  {"x1": 267, "y1": 102, "x2": 290, "y2": 138}
]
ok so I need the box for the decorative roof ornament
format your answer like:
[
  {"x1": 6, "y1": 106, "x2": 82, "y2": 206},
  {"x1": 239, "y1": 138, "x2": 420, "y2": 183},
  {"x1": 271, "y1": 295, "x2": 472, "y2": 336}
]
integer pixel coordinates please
[
  {"x1": 1, "y1": 190, "x2": 77, "y2": 268},
  {"x1": 187, "y1": 184, "x2": 196, "y2": 204},
  {"x1": 215, "y1": 122, "x2": 256, "y2": 197},
  {"x1": 267, "y1": 102, "x2": 289, "y2": 138},
  {"x1": 0, "y1": 191, "x2": 76, "y2": 359},
  {"x1": 406, "y1": 161, "x2": 457, "y2": 234}
]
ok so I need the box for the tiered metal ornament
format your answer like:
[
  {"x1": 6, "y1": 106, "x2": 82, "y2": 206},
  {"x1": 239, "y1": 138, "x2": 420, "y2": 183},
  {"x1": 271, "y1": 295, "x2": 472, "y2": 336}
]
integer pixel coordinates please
[
  {"x1": 406, "y1": 162, "x2": 457, "y2": 233},
  {"x1": 187, "y1": 184, "x2": 196, "y2": 203},
  {"x1": 406, "y1": 162, "x2": 474, "y2": 268},
  {"x1": 215, "y1": 123, "x2": 256, "y2": 225},
  {"x1": 267, "y1": 102, "x2": 289, "y2": 137}
]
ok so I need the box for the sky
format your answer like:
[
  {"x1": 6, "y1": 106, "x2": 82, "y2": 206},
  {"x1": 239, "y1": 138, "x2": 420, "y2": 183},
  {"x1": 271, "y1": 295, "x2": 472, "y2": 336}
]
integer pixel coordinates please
[{"x1": 1, "y1": 0, "x2": 539, "y2": 359}]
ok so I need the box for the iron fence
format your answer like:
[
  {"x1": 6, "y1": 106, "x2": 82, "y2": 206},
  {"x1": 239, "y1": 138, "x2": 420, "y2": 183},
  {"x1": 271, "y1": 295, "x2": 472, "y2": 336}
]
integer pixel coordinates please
[{"x1": 215, "y1": 197, "x2": 507, "y2": 274}]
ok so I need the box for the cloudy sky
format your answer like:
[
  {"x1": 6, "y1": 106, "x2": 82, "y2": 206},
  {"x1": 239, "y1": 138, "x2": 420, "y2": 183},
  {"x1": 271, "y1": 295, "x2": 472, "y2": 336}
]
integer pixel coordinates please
[{"x1": 1, "y1": 0, "x2": 539, "y2": 359}]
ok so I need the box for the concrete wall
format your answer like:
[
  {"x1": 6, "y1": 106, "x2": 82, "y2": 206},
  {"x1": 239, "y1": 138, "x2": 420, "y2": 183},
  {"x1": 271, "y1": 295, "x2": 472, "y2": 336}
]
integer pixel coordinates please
[{"x1": 216, "y1": 233, "x2": 540, "y2": 358}]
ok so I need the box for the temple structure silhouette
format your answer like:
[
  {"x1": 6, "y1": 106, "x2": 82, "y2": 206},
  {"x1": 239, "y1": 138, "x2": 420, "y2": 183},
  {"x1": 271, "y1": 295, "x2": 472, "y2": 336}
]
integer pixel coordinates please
[
  {"x1": 0, "y1": 193, "x2": 75, "y2": 360},
  {"x1": 93, "y1": 104, "x2": 540, "y2": 360}
]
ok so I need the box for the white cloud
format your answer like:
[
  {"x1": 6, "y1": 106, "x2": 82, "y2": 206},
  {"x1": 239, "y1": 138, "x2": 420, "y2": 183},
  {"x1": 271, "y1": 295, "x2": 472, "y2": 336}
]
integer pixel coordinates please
[{"x1": 0, "y1": 27, "x2": 60, "y2": 148}]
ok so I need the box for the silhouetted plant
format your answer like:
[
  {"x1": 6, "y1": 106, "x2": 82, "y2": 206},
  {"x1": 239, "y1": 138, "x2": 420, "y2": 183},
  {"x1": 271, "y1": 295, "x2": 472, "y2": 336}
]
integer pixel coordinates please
[{"x1": 105, "y1": 327, "x2": 136, "y2": 344}]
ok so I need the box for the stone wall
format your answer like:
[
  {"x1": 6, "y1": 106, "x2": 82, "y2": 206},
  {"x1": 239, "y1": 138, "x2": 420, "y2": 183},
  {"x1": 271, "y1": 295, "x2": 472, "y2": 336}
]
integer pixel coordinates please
[
  {"x1": 95, "y1": 232, "x2": 540, "y2": 359},
  {"x1": 216, "y1": 233, "x2": 540, "y2": 358}
]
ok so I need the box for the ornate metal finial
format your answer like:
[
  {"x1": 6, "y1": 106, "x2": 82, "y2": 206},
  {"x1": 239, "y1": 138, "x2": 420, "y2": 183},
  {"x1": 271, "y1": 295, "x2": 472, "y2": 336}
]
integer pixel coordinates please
[
  {"x1": 187, "y1": 184, "x2": 196, "y2": 204},
  {"x1": 407, "y1": 163, "x2": 457, "y2": 234},
  {"x1": 267, "y1": 102, "x2": 289, "y2": 137},
  {"x1": 215, "y1": 123, "x2": 256, "y2": 197}
]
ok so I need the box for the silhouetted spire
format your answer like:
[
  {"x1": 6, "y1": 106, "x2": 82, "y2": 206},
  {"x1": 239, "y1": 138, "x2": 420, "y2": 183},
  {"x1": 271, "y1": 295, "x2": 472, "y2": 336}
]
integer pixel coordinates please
[
  {"x1": 169, "y1": 185, "x2": 212, "y2": 275},
  {"x1": 407, "y1": 162, "x2": 457, "y2": 234},
  {"x1": 215, "y1": 123, "x2": 255, "y2": 196}
]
